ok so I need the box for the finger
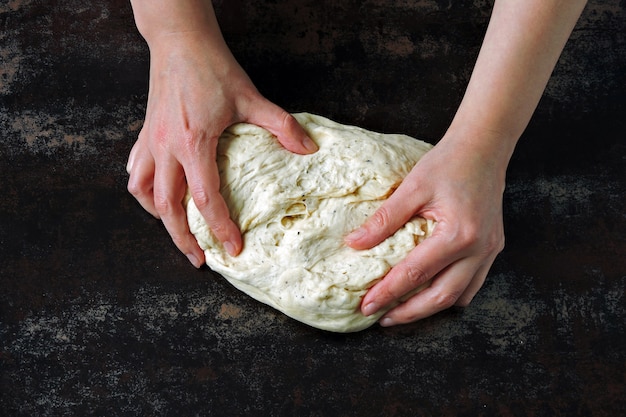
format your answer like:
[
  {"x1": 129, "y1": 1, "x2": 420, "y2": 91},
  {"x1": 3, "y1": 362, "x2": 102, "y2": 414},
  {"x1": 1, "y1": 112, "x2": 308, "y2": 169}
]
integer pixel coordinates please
[
  {"x1": 379, "y1": 257, "x2": 487, "y2": 326},
  {"x1": 126, "y1": 139, "x2": 139, "y2": 174},
  {"x1": 126, "y1": 138, "x2": 159, "y2": 218},
  {"x1": 345, "y1": 179, "x2": 423, "y2": 250},
  {"x1": 185, "y1": 154, "x2": 243, "y2": 256},
  {"x1": 360, "y1": 227, "x2": 461, "y2": 316},
  {"x1": 245, "y1": 98, "x2": 318, "y2": 154},
  {"x1": 455, "y1": 257, "x2": 495, "y2": 307},
  {"x1": 153, "y1": 158, "x2": 205, "y2": 268}
]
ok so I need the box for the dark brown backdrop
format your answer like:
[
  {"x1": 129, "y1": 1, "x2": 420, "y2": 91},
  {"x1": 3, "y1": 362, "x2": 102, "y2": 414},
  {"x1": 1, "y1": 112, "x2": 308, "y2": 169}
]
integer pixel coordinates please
[{"x1": 1, "y1": 1, "x2": 624, "y2": 416}]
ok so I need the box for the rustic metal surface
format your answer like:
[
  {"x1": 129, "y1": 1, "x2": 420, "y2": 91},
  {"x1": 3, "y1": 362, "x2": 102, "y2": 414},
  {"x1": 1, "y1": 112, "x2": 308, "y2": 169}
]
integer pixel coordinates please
[{"x1": 1, "y1": 1, "x2": 624, "y2": 415}]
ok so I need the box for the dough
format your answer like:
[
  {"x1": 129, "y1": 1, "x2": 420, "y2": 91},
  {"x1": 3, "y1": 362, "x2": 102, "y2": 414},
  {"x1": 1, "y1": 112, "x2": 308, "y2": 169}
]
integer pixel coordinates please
[{"x1": 185, "y1": 113, "x2": 435, "y2": 332}]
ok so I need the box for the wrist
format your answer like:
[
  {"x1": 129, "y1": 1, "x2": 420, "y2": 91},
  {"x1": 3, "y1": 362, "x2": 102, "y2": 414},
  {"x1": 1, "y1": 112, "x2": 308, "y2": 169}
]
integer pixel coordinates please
[
  {"x1": 439, "y1": 118, "x2": 518, "y2": 183},
  {"x1": 131, "y1": 0, "x2": 219, "y2": 47}
]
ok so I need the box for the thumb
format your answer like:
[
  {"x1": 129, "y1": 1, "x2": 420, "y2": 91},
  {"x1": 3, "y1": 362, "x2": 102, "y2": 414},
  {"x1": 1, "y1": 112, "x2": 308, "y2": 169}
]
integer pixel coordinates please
[
  {"x1": 244, "y1": 97, "x2": 318, "y2": 154},
  {"x1": 345, "y1": 183, "x2": 423, "y2": 250}
]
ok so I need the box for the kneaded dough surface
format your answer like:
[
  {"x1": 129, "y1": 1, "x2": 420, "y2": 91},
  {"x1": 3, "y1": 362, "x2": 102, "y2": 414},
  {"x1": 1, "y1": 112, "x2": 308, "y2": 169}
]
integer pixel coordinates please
[{"x1": 186, "y1": 113, "x2": 434, "y2": 332}]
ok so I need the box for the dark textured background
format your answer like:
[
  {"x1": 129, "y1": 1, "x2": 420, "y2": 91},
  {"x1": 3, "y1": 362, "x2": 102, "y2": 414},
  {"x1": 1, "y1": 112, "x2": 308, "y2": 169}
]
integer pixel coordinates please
[{"x1": 1, "y1": 1, "x2": 624, "y2": 416}]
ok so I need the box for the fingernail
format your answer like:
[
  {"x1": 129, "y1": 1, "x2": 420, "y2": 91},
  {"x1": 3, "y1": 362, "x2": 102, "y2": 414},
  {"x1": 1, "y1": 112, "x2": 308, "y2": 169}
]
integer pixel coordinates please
[
  {"x1": 187, "y1": 253, "x2": 201, "y2": 268},
  {"x1": 303, "y1": 137, "x2": 318, "y2": 152},
  {"x1": 224, "y1": 241, "x2": 237, "y2": 256},
  {"x1": 362, "y1": 302, "x2": 379, "y2": 316},
  {"x1": 380, "y1": 317, "x2": 395, "y2": 327}
]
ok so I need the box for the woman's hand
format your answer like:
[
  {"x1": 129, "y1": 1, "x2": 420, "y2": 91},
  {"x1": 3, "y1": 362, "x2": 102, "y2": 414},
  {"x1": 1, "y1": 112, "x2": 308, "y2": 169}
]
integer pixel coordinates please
[
  {"x1": 346, "y1": 134, "x2": 506, "y2": 326},
  {"x1": 126, "y1": 24, "x2": 317, "y2": 268},
  {"x1": 346, "y1": 0, "x2": 586, "y2": 326}
]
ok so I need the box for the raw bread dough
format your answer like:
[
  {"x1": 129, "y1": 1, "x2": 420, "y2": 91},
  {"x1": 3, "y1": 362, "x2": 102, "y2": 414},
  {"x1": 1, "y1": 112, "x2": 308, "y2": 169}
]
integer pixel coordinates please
[{"x1": 185, "y1": 113, "x2": 435, "y2": 332}]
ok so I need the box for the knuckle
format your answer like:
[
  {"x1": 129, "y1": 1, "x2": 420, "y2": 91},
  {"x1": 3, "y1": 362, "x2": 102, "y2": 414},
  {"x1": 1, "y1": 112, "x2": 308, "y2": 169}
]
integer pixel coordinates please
[
  {"x1": 169, "y1": 232, "x2": 188, "y2": 251},
  {"x1": 487, "y1": 233, "x2": 505, "y2": 255},
  {"x1": 377, "y1": 284, "x2": 400, "y2": 306},
  {"x1": 431, "y1": 290, "x2": 461, "y2": 310},
  {"x1": 375, "y1": 262, "x2": 430, "y2": 306},
  {"x1": 190, "y1": 187, "x2": 210, "y2": 210},
  {"x1": 279, "y1": 110, "x2": 295, "y2": 131},
  {"x1": 180, "y1": 129, "x2": 201, "y2": 153},
  {"x1": 479, "y1": 226, "x2": 505, "y2": 257},
  {"x1": 208, "y1": 219, "x2": 228, "y2": 237},
  {"x1": 391, "y1": 305, "x2": 425, "y2": 325},
  {"x1": 453, "y1": 223, "x2": 480, "y2": 249},
  {"x1": 175, "y1": 127, "x2": 214, "y2": 158},
  {"x1": 455, "y1": 296, "x2": 473, "y2": 308},
  {"x1": 198, "y1": 205, "x2": 232, "y2": 240},
  {"x1": 189, "y1": 192, "x2": 229, "y2": 236},
  {"x1": 451, "y1": 223, "x2": 505, "y2": 256},
  {"x1": 127, "y1": 177, "x2": 148, "y2": 197},
  {"x1": 151, "y1": 124, "x2": 169, "y2": 147},
  {"x1": 371, "y1": 207, "x2": 392, "y2": 232},
  {"x1": 153, "y1": 193, "x2": 175, "y2": 216},
  {"x1": 402, "y1": 262, "x2": 431, "y2": 288},
  {"x1": 127, "y1": 179, "x2": 141, "y2": 196}
]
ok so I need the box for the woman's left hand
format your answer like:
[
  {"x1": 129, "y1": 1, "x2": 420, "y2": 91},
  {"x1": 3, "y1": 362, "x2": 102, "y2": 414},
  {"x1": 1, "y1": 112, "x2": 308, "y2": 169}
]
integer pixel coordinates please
[{"x1": 345, "y1": 134, "x2": 507, "y2": 326}]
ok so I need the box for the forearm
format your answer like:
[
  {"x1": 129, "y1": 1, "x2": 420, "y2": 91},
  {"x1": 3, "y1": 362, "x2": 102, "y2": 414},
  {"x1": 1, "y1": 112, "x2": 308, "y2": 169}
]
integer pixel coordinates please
[
  {"x1": 445, "y1": 0, "x2": 587, "y2": 171},
  {"x1": 130, "y1": 0, "x2": 246, "y2": 93}
]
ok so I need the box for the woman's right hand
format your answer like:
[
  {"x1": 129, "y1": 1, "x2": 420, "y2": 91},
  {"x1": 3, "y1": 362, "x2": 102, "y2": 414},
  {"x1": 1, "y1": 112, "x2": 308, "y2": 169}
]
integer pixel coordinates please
[{"x1": 126, "y1": 7, "x2": 317, "y2": 267}]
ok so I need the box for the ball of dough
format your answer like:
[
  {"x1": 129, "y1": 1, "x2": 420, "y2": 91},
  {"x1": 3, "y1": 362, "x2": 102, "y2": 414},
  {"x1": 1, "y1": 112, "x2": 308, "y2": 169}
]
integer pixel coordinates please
[{"x1": 185, "y1": 113, "x2": 434, "y2": 332}]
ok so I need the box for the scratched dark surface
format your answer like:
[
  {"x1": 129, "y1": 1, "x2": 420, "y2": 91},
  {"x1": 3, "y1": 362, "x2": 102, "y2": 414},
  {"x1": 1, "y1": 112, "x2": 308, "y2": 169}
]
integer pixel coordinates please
[{"x1": 1, "y1": 0, "x2": 625, "y2": 416}]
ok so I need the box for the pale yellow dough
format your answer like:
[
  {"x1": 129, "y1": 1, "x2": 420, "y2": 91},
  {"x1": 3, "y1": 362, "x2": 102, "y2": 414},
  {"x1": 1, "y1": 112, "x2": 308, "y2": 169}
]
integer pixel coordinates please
[{"x1": 185, "y1": 113, "x2": 434, "y2": 332}]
